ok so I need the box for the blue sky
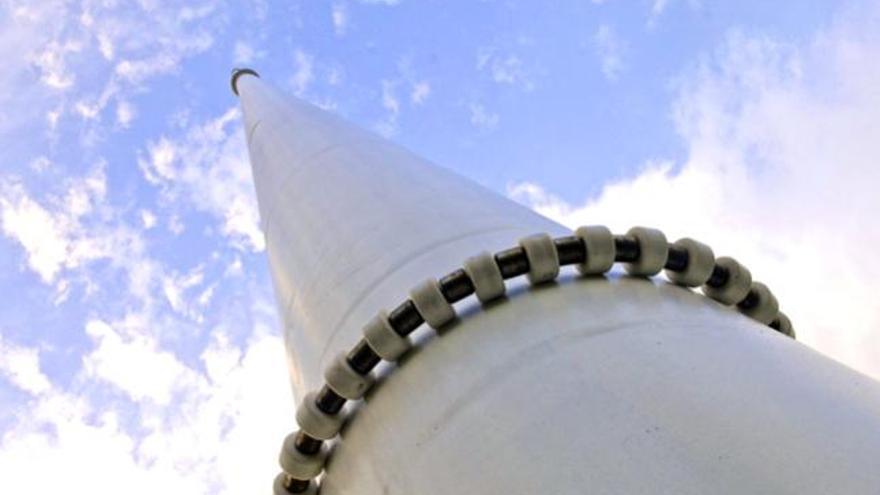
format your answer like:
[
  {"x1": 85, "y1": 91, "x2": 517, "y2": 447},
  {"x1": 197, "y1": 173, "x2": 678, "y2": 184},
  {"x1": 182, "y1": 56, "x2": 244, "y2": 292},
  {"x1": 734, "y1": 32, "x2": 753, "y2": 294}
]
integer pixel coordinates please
[{"x1": 1, "y1": 0, "x2": 879, "y2": 492}]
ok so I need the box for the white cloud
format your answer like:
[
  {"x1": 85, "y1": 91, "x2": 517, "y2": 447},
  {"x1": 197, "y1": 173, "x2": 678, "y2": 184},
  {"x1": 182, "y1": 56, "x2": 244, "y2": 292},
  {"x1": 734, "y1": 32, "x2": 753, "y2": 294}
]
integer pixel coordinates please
[
  {"x1": 648, "y1": 0, "x2": 700, "y2": 27},
  {"x1": 141, "y1": 137, "x2": 177, "y2": 183},
  {"x1": 168, "y1": 213, "x2": 185, "y2": 235},
  {"x1": 360, "y1": 0, "x2": 400, "y2": 4},
  {"x1": 46, "y1": 106, "x2": 63, "y2": 130},
  {"x1": 381, "y1": 79, "x2": 400, "y2": 114},
  {"x1": 0, "y1": 335, "x2": 51, "y2": 395},
  {"x1": 0, "y1": 321, "x2": 293, "y2": 494},
  {"x1": 0, "y1": 161, "x2": 161, "y2": 309},
  {"x1": 291, "y1": 49, "x2": 314, "y2": 96},
  {"x1": 0, "y1": 164, "x2": 107, "y2": 284},
  {"x1": 469, "y1": 103, "x2": 499, "y2": 131},
  {"x1": 161, "y1": 265, "x2": 213, "y2": 322},
  {"x1": 233, "y1": 41, "x2": 263, "y2": 65},
  {"x1": 29, "y1": 156, "x2": 52, "y2": 172},
  {"x1": 651, "y1": 0, "x2": 670, "y2": 18},
  {"x1": 115, "y1": 100, "x2": 136, "y2": 127},
  {"x1": 0, "y1": 1, "x2": 224, "y2": 136},
  {"x1": 74, "y1": 99, "x2": 101, "y2": 120},
  {"x1": 477, "y1": 47, "x2": 534, "y2": 91},
  {"x1": 96, "y1": 33, "x2": 114, "y2": 60},
  {"x1": 511, "y1": 13, "x2": 880, "y2": 380},
  {"x1": 374, "y1": 79, "x2": 400, "y2": 137},
  {"x1": 410, "y1": 81, "x2": 431, "y2": 105},
  {"x1": 83, "y1": 319, "x2": 198, "y2": 405},
  {"x1": 138, "y1": 108, "x2": 264, "y2": 252},
  {"x1": 332, "y1": 3, "x2": 349, "y2": 36},
  {"x1": 373, "y1": 58, "x2": 431, "y2": 134},
  {"x1": 594, "y1": 24, "x2": 625, "y2": 81},
  {"x1": 140, "y1": 209, "x2": 157, "y2": 229},
  {"x1": 326, "y1": 65, "x2": 343, "y2": 86},
  {"x1": 0, "y1": 188, "x2": 67, "y2": 283},
  {"x1": 31, "y1": 40, "x2": 81, "y2": 90}
]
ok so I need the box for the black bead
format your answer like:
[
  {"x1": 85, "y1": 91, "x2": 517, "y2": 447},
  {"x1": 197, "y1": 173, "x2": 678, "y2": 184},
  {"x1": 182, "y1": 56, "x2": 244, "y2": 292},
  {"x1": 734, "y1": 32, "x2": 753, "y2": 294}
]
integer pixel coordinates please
[
  {"x1": 706, "y1": 264, "x2": 730, "y2": 288},
  {"x1": 293, "y1": 431, "x2": 323, "y2": 455},
  {"x1": 347, "y1": 339, "x2": 381, "y2": 374},
  {"x1": 315, "y1": 384, "x2": 346, "y2": 415},
  {"x1": 614, "y1": 235, "x2": 640, "y2": 263},
  {"x1": 554, "y1": 236, "x2": 586, "y2": 265},
  {"x1": 439, "y1": 269, "x2": 475, "y2": 303},
  {"x1": 664, "y1": 244, "x2": 689, "y2": 272},
  {"x1": 494, "y1": 246, "x2": 530, "y2": 279},
  {"x1": 388, "y1": 300, "x2": 424, "y2": 336}
]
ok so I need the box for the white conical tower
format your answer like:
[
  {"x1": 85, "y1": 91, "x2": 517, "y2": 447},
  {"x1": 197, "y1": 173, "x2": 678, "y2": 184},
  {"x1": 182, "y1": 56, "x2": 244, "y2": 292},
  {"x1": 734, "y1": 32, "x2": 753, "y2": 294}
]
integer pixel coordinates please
[{"x1": 232, "y1": 69, "x2": 880, "y2": 495}]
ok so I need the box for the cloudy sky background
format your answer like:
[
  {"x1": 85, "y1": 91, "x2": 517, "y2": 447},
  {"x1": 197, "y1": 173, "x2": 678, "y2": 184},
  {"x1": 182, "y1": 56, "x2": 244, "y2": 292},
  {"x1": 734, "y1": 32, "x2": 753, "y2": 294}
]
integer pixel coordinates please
[{"x1": 1, "y1": 0, "x2": 879, "y2": 492}]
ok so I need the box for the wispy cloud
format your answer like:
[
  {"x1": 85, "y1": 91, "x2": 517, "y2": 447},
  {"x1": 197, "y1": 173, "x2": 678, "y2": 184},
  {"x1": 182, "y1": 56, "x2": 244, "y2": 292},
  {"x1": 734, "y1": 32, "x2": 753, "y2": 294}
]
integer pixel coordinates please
[
  {"x1": 290, "y1": 49, "x2": 315, "y2": 96},
  {"x1": 233, "y1": 41, "x2": 263, "y2": 65},
  {"x1": 477, "y1": 47, "x2": 535, "y2": 91},
  {"x1": 0, "y1": 1, "x2": 224, "y2": 137},
  {"x1": 0, "y1": 163, "x2": 108, "y2": 286},
  {"x1": 374, "y1": 79, "x2": 400, "y2": 137},
  {"x1": 115, "y1": 100, "x2": 135, "y2": 127},
  {"x1": 512, "y1": 14, "x2": 880, "y2": 380},
  {"x1": 0, "y1": 335, "x2": 51, "y2": 395},
  {"x1": 593, "y1": 24, "x2": 626, "y2": 81},
  {"x1": 410, "y1": 81, "x2": 431, "y2": 105},
  {"x1": 138, "y1": 108, "x2": 264, "y2": 252},
  {"x1": 332, "y1": 3, "x2": 349, "y2": 36},
  {"x1": 469, "y1": 103, "x2": 499, "y2": 131}
]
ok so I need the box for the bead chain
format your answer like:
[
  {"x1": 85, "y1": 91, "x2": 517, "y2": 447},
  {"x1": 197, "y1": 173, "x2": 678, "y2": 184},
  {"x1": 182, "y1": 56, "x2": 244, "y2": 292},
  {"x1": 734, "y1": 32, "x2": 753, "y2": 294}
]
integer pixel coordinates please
[{"x1": 272, "y1": 226, "x2": 794, "y2": 494}]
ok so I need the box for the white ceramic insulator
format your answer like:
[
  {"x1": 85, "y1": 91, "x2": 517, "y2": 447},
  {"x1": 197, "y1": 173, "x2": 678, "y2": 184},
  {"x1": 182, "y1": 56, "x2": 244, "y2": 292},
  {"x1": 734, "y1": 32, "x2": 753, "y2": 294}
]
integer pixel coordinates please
[
  {"x1": 278, "y1": 433, "x2": 329, "y2": 480},
  {"x1": 274, "y1": 473, "x2": 319, "y2": 495},
  {"x1": 702, "y1": 256, "x2": 752, "y2": 305},
  {"x1": 575, "y1": 225, "x2": 615, "y2": 275},
  {"x1": 624, "y1": 227, "x2": 668, "y2": 276},
  {"x1": 519, "y1": 233, "x2": 560, "y2": 284},
  {"x1": 410, "y1": 278, "x2": 456, "y2": 329},
  {"x1": 324, "y1": 352, "x2": 374, "y2": 400},
  {"x1": 666, "y1": 238, "x2": 715, "y2": 287},
  {"x1": 463, "y1": 251, "x2": 506, "y2": 303},
  {"x1": 774, "y1": 312, "x2": 795, "y2": 338},
  {"x1": 296, "y1": 391, "x2": 344, "y2": 440},
  {"x1": 740, "y1": 281, "x2": 779, "y2": 325},
  {"x1": 363, "y1": 311, "x2": 412, "y2": 361}
]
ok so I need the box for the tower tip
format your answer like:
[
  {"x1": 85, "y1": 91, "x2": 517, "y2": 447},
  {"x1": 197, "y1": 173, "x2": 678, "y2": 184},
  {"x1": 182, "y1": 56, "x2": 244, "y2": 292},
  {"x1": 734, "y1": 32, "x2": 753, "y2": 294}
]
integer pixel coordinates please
[{"x1": 230, "y1": 68, "x2": 259, "y2": 96}]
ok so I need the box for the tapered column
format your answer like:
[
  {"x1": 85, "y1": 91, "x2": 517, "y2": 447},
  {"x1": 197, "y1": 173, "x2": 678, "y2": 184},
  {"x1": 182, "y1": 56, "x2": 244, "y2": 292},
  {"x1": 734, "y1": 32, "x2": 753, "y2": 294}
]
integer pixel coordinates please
[
  {"x1": 234, "y1": 71, "x2": 564, "y2": 395},
  {"x1": 233, "y1": 70, "x2": 880, "y2": 495}
]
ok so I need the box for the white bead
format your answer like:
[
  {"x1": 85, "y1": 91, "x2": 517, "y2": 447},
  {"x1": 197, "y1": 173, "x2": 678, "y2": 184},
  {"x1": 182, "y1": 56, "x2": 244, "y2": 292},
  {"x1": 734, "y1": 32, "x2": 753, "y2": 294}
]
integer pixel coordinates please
[
  {"x1": 702, "y1": 256, "x2": 752, "y2": 305},
  {"x1": 624, "y1": 227, "x2": 668, "y2": 276},
  {"x1": 410, "y1": 278, "x2": 455, "y2": 329},
  {"x1": 296, "y1": 391, "x2": 344, "y2": 440},
  {"x1": 324, "y1": 352, "x2": 374, "y2": 400},
  {"x1": 274, "y1": 473, "x2": 319, "y2": 495},
  {"x1": 278, "y1": 432, "x2": 329, "y2": 480},
  {"x1": 773, "y1": 312, "x2": 795, "y2": 338},
  {"x1": 363, "y1": 311, "x2": 411, "y2": 361},
  {"x1": 665, "y1": 238, "x2": 715, "y2": 287},
  {"x1": 463, "y1": 251, "x2": 505, "y2": 303},
  {"x1": 740, "y1": 281, "x2": 779, "y2": 325},
  {"x1": 518, "y1": 233, "x2": 560, "y2": 284},
  {"x1": 574, "y1": 225, "x2": 615, "y2": 275}
]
